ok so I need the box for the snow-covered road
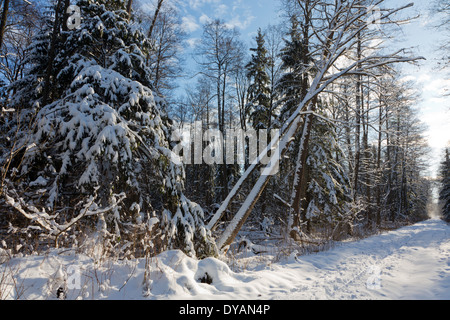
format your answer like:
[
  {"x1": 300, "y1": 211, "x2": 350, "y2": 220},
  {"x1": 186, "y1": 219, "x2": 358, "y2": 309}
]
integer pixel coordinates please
[
  {"x1": 2, "y1": 219, "x2": 449, "y2": 300},
  {"x1": 271, "y1": 218, "x2": 450, "y2": 300}
]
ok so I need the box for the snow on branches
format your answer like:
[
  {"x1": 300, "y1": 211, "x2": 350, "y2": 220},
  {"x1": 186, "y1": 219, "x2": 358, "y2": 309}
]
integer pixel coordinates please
[{"x1": 2, "y1": 0, "x2": 216, "y2": 258}]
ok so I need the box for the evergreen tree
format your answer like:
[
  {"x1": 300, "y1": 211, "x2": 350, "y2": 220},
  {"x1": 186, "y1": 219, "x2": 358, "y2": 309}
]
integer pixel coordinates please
[
  {"x1": 243, "y1": 29, "x2": 275, "y2": 221},
  {"x1": 246, "y1": 28, "x2": 272, "y2": 130},
  {"x1": 4, "y1": 0, "x2": 216, "y2": 258},
  {"x1": 304, "y1": 109, "x2": 354, "y2": 237},
  {"x1": 439, "y1": 148, "x2": 450, "y2": 222},
  {"x1": 275, "y1": 15, "x2": 308, "y2": 125}
]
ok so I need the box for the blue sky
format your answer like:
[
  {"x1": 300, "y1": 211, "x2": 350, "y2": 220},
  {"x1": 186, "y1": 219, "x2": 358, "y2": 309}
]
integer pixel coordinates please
[
  {"x1": 140, "y1": 0, "x2": 449, "y2": 177},
  {"x1": 173, "y1": 0, "x2": 283, "y2": 50}
]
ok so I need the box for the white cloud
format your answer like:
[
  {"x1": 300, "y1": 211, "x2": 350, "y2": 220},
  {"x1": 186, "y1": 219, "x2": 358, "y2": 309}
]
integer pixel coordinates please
[
  {"x1": 139, "y1": 0, "x2": 181, "y2": 14},
  {"x1": 214, "y1": 4, "x2": 228, "y2": 17},
  {"x1": 186, "y1": 37, "x2": 201, "y2": 49},
  {"x1": 232, "y1": 0, "x2": 244, "y2": 12},
  {"x1": 188, "y1": 0, "x2": 220, "y2": 10},
  {"x1": 423, "y1": 78, "x2": 450, "y2": 96},
  {"x1": 183, "y1": 0, "x2": 256, "y2": 31},
  {"x1": 199, "y1": 13, "x2": 212, "y2": 25},
  {"x1": 225, "y1": 14, "x2": 255, "y2": 30},
  {"x1": 181, "y1": 15, "x2": 200, "y2": 33}
]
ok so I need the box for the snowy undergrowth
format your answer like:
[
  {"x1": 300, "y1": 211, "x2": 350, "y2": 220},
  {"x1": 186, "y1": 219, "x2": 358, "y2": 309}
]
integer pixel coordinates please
[
  {"x1": 0, "y1": 248, "x2": 257, "y2": 300},
  {"x1": 0, "y1": 219, "x2": 449, "y2": 300}
]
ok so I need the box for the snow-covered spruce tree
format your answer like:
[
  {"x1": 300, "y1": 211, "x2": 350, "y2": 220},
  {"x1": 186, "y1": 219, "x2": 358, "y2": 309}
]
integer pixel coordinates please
[
  {"x1": 275, "y1": 15, "x2": 309, "y2": 126},
  {"x1": 439, "y1": 148, "x2": 450, "y2": 222},
  {"x1": 303, "y1": 106, "x2": 354, "y2": 238},
  {"x1": 244, "y1": 28, "x2": 276, "y2": 221},
  {"x1": 4, "y1": 0, "x2": 217, "y2": 258},
  {"x1": 246, "y1": 28, "x2": 272, "y2": 130}
]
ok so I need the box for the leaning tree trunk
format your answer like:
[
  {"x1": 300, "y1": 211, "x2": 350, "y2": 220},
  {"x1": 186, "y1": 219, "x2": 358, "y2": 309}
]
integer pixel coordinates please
[
  {"x1": 289, "y1": 102, "x2": 316, "y2": 237},
  {"x1": 216, "y1": 108, "x2": 308, "y2": 249}
]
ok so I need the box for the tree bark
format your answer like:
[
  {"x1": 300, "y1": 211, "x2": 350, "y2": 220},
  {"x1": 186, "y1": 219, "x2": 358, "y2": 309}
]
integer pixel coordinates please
[
  {"x1": 0, "y1": 0, "x2": 10, "y2": 50},
  {"x1": 126, "y1": 0, "x2": 133, "y2": 17},
  {"x1": 353, "y1": 33, "x2": 362, "y2": 194},
  {"x1": 290, "y1": 107, "x2": 315, "y2": 236},
  {"x1": 376, "y1": 95, "x2": 383, "y2": 226},
  {"x1": 42, "y1": 0, "x2": 64, "y2": 106},
  {"x1": 148, "y1": 0, "x2": 164, "y2": 39},
  {"x1": 62, "y1": 0, "x2": 72, "y2": 32}
]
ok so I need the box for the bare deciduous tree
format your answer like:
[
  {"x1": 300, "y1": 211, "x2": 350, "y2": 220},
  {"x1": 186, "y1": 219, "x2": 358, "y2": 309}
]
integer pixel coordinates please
[{"x1": 195, "y1": 19, "x2": 244, "y2": 201}]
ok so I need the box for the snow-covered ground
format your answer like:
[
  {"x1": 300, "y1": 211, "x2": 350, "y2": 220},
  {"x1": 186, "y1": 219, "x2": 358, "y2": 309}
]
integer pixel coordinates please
[{"x1": 1, "y1": 219, "x2": 449, "y2": 300}]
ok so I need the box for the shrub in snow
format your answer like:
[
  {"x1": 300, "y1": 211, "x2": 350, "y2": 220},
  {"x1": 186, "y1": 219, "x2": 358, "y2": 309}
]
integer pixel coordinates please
[{"x1": 3, "y1": 0, "x2": 217, "y2": 259}]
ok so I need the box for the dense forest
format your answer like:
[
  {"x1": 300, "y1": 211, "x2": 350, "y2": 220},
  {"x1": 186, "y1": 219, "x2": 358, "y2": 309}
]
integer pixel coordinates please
[{"x1": 0, "y1": 0, "x2": 448, "y2": 264}]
